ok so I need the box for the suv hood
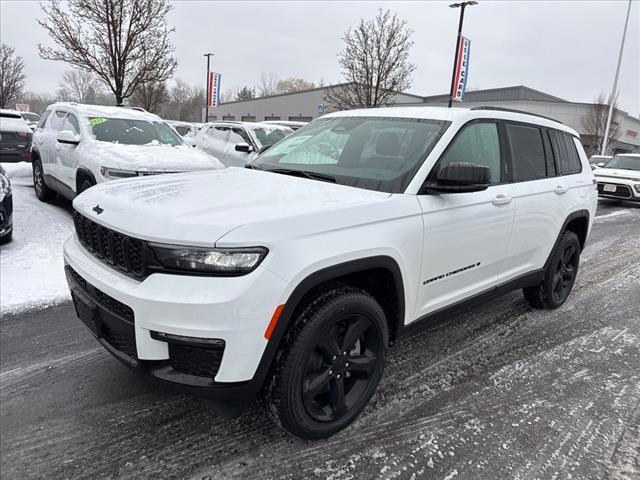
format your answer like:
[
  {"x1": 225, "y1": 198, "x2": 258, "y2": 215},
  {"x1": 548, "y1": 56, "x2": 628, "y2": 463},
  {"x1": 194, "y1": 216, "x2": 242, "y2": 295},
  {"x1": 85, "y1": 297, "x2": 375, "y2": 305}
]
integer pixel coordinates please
[
  {"x1": 90, "y1": 141, "x2": 224, "y2": 171},
  {"x1": 73, "y1": 167, "x2": 391, "y2": 246},
  {"x1": 594, "y1": 168, "x2": 640, "y2": 181}
]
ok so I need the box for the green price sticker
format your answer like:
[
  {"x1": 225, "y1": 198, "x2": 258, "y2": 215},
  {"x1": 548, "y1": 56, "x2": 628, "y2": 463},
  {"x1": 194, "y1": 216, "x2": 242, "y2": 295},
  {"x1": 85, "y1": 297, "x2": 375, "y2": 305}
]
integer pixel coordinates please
[{"x1": 88, "y1": 117, "x2": 107, "y2": 126}]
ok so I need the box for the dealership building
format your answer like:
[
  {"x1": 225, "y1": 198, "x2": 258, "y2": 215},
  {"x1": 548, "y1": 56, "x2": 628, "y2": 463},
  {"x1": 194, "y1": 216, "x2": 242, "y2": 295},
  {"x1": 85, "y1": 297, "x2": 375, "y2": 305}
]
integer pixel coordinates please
[{"x1": 207, "y1": 84, "x2": 640, "y2": 155}]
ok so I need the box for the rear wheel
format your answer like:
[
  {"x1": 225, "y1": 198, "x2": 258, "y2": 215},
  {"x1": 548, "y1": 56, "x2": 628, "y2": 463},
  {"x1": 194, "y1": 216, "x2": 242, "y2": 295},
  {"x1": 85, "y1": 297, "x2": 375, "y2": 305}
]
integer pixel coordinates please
[
  {"x1": 523, "y1": 231, "x2": 580, "y2": 309},
  {"x1": 33, "y1": 159, "x2": 56, "y2": 202},
  {"x1": 264, "y1": 287, "x2": 388, "y2": 439}
]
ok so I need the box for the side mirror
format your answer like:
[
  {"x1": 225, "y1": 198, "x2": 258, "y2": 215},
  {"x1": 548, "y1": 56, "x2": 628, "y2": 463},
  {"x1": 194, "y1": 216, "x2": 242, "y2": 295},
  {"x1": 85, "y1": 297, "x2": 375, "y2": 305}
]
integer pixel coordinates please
[
  {"x1": 597, "y1": 162, "x2": 606, "y2": 167},
  {"x1": 424, "y1": 162, "x2": 491, "y2": 194},
  {"x1": 234, "y1": 142, "x2": 253, "y2": 153},
  {"x1": 57, "y1": 130, "x2": 80, "y2": 146}
]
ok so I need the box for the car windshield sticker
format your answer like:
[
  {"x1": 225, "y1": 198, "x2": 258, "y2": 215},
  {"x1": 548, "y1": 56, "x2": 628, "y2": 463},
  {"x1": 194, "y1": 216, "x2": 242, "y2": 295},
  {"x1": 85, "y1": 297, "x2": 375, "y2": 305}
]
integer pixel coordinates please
[{"x1": 88, "y1": 117, "x2": 107, "y2": 126}]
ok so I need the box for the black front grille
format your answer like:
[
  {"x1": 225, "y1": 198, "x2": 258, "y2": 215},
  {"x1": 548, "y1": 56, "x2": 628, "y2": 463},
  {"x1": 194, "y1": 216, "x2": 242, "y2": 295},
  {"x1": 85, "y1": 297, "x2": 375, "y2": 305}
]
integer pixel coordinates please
[
  {"x1": 598, "y1": 183, "x2": 632, "y2": 199},
  {"x1": 103, "y1": 325, "x2": 138, "y2": 358},
  {"x1": 73, "y1": 211, "x2": 147, "y2": 279},
  {"x1": 169, "y1": 344, "x2": 224, "y2": 378}
]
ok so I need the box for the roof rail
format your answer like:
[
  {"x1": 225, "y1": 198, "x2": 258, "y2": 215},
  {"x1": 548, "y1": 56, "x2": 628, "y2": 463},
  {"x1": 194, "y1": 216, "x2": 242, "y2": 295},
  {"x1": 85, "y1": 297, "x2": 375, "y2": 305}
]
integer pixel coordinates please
[{"x1": 470, "y1": 106, "x2": 563, "y2": 125}]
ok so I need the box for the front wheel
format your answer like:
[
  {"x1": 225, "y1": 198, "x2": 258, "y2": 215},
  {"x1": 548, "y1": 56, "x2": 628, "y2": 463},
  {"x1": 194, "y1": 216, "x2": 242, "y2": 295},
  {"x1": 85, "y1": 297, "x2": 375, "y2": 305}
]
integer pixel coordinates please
[
  {"x1": 32, "y1": 159, "x2": 56, "y2": 202},
  {"x1": 264, "y1": 287, "x2": 388, "y2": 439},
  {"x1": 523, "y1": 231, "x2": 580, "y2": 309}
]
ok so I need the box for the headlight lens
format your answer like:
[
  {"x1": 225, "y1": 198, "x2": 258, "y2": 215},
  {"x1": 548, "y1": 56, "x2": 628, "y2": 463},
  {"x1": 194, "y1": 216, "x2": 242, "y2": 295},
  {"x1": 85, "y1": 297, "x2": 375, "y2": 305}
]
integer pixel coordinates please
[
  {"x1": 150, "y1": 244, "x2": 268, "y2": 275},
  {"x1": 0, "y1": 174, "x2": 11, "y2": 198},
  {"x1": 100, "y1": 167, "x2": 138, "y2": 180}
]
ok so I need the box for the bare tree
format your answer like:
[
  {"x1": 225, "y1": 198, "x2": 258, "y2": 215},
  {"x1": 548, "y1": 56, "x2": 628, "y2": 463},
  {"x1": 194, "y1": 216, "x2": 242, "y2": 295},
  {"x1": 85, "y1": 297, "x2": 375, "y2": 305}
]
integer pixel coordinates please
[
  {"x1": 324, "y1": 9, "x2": 416, "y2": 110},
  {"x1": 131, "y1": 81, "x2": 168, "y2": 114},
  {"x1": 57, "y1": 68, "x2": 103, "y2": 103},
  {"x1": 276, "y1": 77, "x2": 315, "y2": 93},
  {"x1": 38, "y1": 0, "x2": 177, "y2": 105},
  {"x1": 257, "y1": 72, "x2": 280, "y2": 97},
  {"x1": 582, "y1": 93, "x2": 622, "y2": 156},
  {"x1": 0, "y1": 43, "x2": 26, "y2": 108},
  {"x1": 163, "y1": 79, "x2": 204, "y2": 122}
]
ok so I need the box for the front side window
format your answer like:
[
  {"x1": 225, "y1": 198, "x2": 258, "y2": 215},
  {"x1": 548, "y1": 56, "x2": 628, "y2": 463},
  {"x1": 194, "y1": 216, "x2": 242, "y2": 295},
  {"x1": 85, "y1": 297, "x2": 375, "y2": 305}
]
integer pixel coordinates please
[
  {"x1": 437, "y1": 122, "x2": 502, "y2": 184},
  {"x1": 253, "y1": 116, "x2": 449, "y2": 193},
  {"x1": 249, "y1": 126, "x2": 291, "y2": 149},
  {"x1": 550, "y1": 130, "x2": 582, "y2": 175},
  {"x1": 64, "y1": 113, "x2": 80, "y2": 135},
  {"x1": 48, "y1": 111, "x2": 68, "y2": 132},
  {"x1": 87, "y1": 117, "x2": 184, "y2": 146},
  {"x1": 37, "y1": 110, "x2": 51, "y2": 128},
  {"x1": 506, "y1": 124, "x2": 547, "y2": 182}
]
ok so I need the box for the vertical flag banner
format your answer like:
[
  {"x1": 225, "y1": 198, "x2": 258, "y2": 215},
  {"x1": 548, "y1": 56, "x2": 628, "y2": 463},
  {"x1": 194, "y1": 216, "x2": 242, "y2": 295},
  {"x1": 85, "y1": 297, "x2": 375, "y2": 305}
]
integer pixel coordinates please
[
  {"x1": 207, "y1": 71, "x2": 222, "y2": 107},
  {"x1": 452, "y1": 36, "x2": 471, "y2": 102}
]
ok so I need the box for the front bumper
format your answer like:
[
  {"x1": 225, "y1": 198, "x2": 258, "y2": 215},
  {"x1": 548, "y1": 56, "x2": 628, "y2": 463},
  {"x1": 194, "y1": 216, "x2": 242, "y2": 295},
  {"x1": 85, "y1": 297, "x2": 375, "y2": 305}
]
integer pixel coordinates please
[
  {"x1": 63, "y1": 234, "x2": 289, "y2": 397},
  {"x1": 596, "y1": 178, "x2": 640, "y2": 201}
]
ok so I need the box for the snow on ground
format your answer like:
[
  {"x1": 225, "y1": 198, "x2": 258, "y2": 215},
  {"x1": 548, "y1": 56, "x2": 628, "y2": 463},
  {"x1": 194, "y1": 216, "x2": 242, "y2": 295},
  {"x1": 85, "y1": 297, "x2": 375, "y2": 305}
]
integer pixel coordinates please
[{"x1": 0, "y1": 162, "x2": 73, "y2": 314}]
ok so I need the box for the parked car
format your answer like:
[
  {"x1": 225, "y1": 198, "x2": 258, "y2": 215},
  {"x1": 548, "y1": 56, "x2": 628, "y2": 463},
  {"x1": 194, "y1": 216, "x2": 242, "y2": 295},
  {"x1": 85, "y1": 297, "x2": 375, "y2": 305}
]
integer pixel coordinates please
[
  {"x1": 0, "y1": 166, "x2": 13, "y2": 244},
  {"x1": 593, "y1": 153, "x2": 640, "y2": 202},
  {"x1": 31, "y1": 103, "x2": 224, "y2": 202},
  {"x1": 166, "y1": 120, "x2": 202, "y2": 138},
  {"x1": 262, "y1": 120, "x2": 307, "y2": 131},
  {"x1": 18, "y1": 111, "x2": 41, "y2": 131},
  {"x1": 64, "y1": 106, "x2": 597, "y2": 439},
  {"x1": 588, "y1": 154, "x2": 612, "y2": 170},
  {"x1": 0, "y1": 109, "x2": 32, "y2": 163},
  {"x1": 191, "y1": 121, "x2": 293, "y2": 166}
]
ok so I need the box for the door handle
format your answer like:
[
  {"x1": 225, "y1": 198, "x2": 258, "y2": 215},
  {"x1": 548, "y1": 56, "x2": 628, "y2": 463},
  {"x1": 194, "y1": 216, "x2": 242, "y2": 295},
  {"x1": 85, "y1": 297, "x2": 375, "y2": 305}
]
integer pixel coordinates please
[
  {"x1": 492, "y1": 194, "x2": 512, "y2": 206},
  {"x1": 554, "y1": 185, "x2": 569, "y2": 195}
]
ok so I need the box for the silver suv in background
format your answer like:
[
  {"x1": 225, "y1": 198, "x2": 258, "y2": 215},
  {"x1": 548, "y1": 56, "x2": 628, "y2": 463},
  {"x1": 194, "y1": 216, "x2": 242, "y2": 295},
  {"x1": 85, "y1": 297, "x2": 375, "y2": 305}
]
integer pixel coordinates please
[
  {"x1": 190, "y1": 121, "x2": 293, "y2": 167},
  {"x1": 31, "y1": 103, "x2": 223, "y2": 201}
]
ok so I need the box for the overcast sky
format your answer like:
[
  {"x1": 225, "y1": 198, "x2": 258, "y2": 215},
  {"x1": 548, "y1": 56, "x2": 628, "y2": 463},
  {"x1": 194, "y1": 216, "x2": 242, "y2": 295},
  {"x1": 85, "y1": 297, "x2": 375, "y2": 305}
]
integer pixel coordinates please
[{"x1": 1, "y1": 0, "x2": 638, "y2": 114}]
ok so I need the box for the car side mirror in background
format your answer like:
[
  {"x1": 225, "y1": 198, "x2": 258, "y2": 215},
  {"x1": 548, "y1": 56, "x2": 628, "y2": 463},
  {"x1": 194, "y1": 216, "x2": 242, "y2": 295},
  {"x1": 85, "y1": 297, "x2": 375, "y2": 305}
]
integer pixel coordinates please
[
  {"x1": 597, "y1": 162, "x2": 606, "y2": 167},
  {"x1": 234, "y1": 142, "x2": 253, "y2": 153},
  {"x1": 423, "y1": 162, "x2": 491, "y2": 194},
  {"x1": 57, "y1": 130, "x2": 81, "y2": 146}
]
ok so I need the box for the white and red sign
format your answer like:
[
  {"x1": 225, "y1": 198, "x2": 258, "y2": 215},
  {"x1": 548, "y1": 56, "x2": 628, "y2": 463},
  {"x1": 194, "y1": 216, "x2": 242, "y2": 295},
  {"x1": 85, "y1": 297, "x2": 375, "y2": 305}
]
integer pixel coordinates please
[
  {"x1": 207, "y1": 71, "x2": 222, "y2": 107},
  {"x1": 452, "y1": 36, "x2": 471, "y2": 102},
  {"x1": 15, "y1": 103, "x2": 30, "y2": 112}
]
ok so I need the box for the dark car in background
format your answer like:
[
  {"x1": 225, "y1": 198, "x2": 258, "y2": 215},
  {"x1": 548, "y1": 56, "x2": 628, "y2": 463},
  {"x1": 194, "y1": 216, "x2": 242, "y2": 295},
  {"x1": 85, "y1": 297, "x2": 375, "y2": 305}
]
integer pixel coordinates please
[
  {"x1": 0, "y1": 109, "x2": 32, "y2": 163},
  {"x1": 18, "y1": 111, "x2": 41, "y2": 131},
  {"x1": 0, "y1": 166, "x2": 13, "y2": 244}
]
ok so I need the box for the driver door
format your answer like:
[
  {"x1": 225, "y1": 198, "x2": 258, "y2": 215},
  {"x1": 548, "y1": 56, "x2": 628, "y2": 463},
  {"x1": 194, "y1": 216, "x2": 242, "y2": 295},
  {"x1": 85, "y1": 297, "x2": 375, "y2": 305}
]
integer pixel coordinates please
[
  {"x1": 414, "y1": 120, "x2": 515, "y2": 318},
  {"x1": 56, "y1": 113, "x2": 81, "y2": 189}
]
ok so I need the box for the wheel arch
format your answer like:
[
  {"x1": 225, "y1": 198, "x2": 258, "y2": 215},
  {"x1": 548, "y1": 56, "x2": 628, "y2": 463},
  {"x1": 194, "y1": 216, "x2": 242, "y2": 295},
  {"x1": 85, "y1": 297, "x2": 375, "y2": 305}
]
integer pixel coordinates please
[
  {"x1": 75, "y1": 167, "x2": 97, "y2": 194},
  {"x1": 544, "y1": 209, "x2": 590, "y2": 270}
]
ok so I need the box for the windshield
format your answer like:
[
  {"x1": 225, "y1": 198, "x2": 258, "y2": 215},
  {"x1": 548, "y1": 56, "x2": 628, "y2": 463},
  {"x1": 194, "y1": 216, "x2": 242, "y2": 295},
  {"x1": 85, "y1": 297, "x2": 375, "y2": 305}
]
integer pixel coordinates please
[
  {"x1": 603, "y1": 155, "x2": 640, "y2": 171},
  {"x1": 252, "y1": 116, "x2": 450, "y2": 193},
  {"x1": 87, "y1": 117, "x2": 184, "y2": 146},
  {"x1": 21, "y1": 112, "x2": 40, "y2": 122},
  {"x1": 249, "y1": 126, "x2": 292, "y2": 148}
]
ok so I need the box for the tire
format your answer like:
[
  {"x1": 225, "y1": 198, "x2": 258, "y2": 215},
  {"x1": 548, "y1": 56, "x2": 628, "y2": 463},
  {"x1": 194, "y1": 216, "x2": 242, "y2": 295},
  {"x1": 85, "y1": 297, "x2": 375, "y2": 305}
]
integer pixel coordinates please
[
  {"x1": 523, "y1": 231, "x2": 580, "y2": 309},
  {"x1": 78, "y1": 178, "x2": 95, "y2": 194},
  {"x1": 0, "y1": 229, "x2": 12, "y2": 245},
  {"x1": 263, "y1": 286, "x2": 388, "y2": 439},
  {"x1": 32, "y1": 159, "x2": 56, "y2": 202}
]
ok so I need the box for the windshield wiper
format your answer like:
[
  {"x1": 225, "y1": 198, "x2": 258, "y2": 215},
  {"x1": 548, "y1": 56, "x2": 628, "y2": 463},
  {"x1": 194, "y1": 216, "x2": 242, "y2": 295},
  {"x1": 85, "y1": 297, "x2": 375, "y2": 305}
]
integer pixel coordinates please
[{"x1": 262, "y1": 168, "x2": 336, "y2": 183}]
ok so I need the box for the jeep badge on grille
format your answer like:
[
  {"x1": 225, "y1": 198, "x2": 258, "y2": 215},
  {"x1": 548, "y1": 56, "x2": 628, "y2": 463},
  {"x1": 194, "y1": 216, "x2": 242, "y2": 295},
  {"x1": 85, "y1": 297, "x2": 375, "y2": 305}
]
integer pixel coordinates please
[{"x1": 92, "y1": 205, "x2": 104, "y2": 215}]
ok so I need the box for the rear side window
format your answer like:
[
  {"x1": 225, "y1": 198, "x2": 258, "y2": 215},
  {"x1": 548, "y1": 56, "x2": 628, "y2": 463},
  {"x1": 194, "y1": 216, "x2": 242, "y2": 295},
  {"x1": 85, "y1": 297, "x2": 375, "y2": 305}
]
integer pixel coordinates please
[
  {"x1": 550, "y1": 131, "x2": 582, "y2": 175},
  {"x1": 438, "y1": 122, "x2": 502, "y2": 184},
  {"x1": 506, "y1": 124, "x2": 547, "y2": 182}
]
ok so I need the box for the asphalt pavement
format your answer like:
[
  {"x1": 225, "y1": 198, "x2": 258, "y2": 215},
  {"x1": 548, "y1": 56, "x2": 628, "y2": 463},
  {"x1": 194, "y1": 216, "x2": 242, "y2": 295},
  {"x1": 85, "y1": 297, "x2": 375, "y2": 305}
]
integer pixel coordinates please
[{"x1": 1, "y1": 200, "x2": 639, "y2": 480}]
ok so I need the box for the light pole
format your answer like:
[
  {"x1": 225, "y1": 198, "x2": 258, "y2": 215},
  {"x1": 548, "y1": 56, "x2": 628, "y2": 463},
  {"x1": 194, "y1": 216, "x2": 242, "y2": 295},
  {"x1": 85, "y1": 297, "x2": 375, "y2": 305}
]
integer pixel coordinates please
[
  {"x1": 203, "y1": 53, "x2": 214, "y2": 122},
  {"x1": 601, "y1": 0, "x2": 633, "y2": 156},
  {"x1": 448, "y1": 1, "x2": 477, "y2": 108}
]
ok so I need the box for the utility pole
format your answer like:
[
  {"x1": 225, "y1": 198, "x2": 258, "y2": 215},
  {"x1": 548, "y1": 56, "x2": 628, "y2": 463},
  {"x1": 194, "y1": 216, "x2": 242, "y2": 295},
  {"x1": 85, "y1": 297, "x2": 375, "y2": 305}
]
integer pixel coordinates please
[
  {"x1": 203, "y1": 53, "x2": 214, "y2": 123},
  {"x1": 448, "y1": 1, "x2": 477, "y2": 108},
  {"x1": 601, "y1": 0, "x2": 632, "y2": 156}
]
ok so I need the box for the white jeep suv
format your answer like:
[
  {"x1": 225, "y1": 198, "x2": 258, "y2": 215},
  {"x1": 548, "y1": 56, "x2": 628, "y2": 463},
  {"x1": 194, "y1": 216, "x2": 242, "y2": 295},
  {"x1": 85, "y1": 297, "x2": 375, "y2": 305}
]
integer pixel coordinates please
[
  {"x1": 31, "y1": 103, "x2": 223, "y2": 201},
  {"x1": 63, "y1": 106, "x2": 597, "y2": 439}
]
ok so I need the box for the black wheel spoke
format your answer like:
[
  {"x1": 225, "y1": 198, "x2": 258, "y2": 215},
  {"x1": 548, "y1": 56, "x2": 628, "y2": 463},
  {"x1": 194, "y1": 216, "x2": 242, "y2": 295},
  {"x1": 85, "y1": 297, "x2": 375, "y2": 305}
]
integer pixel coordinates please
[
  {"x1": 562, "y1": 245, "x2": 575, "y2": 265},
  {"x1": 348, "y1": 353, "x2": 376, "y2": 376},
  {"x1": 342, "y1": 317, "x2": 369, "y2": 352},
  {"x1": 329, "y1": 378, "x2": 347, "y2": 418},
  {"x1": 303, "y1": 369, "x2": 332, "y2": 401},
  {"x1": 317, "y1": 337, "x2": 341, "y2": 361}
]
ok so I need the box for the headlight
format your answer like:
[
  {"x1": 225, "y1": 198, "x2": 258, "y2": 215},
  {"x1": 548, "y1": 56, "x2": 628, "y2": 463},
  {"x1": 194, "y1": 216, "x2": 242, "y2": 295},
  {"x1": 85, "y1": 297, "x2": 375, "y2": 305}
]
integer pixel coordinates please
[
  {"x1": 149, "y1": 244, "x2": 268, "y2": 275},
  {"x1": 100, "y1": 167, "x2": 138, "y2": 180}
]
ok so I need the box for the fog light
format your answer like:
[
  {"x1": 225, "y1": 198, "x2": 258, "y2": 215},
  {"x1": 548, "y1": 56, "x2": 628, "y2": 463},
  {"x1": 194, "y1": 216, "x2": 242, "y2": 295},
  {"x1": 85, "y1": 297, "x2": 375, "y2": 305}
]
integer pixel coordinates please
[{"x1": 634, "y1": 184, "x2": 640, "y2": 193}]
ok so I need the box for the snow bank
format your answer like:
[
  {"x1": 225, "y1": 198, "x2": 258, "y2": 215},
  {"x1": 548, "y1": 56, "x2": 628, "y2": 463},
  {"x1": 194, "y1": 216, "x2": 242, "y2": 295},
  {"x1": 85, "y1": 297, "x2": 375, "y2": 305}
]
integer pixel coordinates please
[{"x1": 0, "y1": 164, "x2": 73, "y2": 314}]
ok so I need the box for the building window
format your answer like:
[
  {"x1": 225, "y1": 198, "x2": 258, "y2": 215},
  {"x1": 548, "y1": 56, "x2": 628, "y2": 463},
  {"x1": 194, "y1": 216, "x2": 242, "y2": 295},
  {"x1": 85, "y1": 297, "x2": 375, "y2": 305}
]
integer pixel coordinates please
[
  {"x1": 241, "y1": 115, "x2": 256, "y2": 122},
  {"x1": 264, "y1": 115, "x2": 281, "y2": 121},
  {"x1": 222, "y1": 115, "x2": 235, "y2": 121},
  {"x1": 289, "y1": 116, "x2": 313, "y2": 122}
]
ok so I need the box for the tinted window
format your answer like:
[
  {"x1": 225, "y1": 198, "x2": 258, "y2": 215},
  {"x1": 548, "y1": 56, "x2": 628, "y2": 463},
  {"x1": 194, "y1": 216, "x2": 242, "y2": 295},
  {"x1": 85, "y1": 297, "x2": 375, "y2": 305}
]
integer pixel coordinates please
[
  {"x1": 550, "y1": 131, "x2": 582, "y2": 175},
  {"x1": 506, "y1": 124, "x2": 546, "y2": 181},
  {"x1": 438, "y1": 122, "x2": 502, "y2": 184}
]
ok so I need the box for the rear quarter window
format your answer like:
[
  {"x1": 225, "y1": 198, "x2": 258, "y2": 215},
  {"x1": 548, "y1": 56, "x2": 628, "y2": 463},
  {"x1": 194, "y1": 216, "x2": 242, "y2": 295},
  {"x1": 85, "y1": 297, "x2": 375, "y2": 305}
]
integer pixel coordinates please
[{"x1": 550, "y1": 130, "x2": 582, "y2": 175}]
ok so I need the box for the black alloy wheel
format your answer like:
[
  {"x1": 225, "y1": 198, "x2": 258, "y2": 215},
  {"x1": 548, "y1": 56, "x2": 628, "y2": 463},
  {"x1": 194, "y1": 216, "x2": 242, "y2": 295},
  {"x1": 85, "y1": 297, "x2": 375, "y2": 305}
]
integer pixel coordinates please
[{"x1": 551, "y1": 242, "x2": 579, "y2": 304}]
